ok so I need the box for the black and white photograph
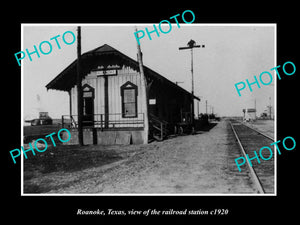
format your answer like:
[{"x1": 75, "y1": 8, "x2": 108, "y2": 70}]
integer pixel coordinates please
[
  {"x1": 21, "y1": 24, "x2": 276, "y2": 195},
  {"x1": 4, "y1": 5, "x2": 298, "y2": 223}
]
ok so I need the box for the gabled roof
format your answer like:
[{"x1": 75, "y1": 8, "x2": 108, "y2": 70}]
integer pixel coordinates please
[
  {"x1": 46, "y1": 44, "x2": 200, "y2": 101},
  {"x1": 85, "y1": 43, "x2": 118, "y2": 54},
  {"x1": 46, "y1": 44, "x2": 138, "y2": 91}
]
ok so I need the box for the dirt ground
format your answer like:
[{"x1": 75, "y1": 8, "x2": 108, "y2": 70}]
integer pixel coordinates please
[{"x1": 24, "y1": 119, "x2": 257, "y2": 194}]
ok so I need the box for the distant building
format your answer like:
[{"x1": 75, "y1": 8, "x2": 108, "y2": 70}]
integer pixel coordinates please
[
  {"x1": 24, "y1": 112, "x2": 52, "y2": 126},
  {"x1": 46, "y1": 44, "x2": 199, "y2": 145},
  {"x1": 261, "y1": 105, "x2": 273, "y2": 120},
  {"x1": 243, "y1": 108, "x2": 256, "y2": 121}
]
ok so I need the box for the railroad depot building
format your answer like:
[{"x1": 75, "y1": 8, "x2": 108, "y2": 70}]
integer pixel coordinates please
[{"x1": 46, "y1": 44, "x2": 200, "y2": 145}]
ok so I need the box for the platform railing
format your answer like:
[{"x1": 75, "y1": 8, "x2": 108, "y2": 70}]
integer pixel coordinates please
[
  {"x1": 61, "y1": 113, "x2": 144, "y2": 129},
  {"x1": 149, "y1": 113, "x2": 169, "y2": 141}
]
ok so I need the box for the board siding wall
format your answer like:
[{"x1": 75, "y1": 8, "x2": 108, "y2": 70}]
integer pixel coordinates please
[{"x1": 70, "y1": 65, "x2": 144, "y2": 127}]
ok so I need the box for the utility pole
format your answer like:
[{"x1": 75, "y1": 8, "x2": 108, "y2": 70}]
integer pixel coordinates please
[
  {"x1": 269, "y1": 97, "x2": 272, "y2": 120},
  {"x1": 205, "y1": 100, "x2": 208, "y2": 114},
  {"x1": 254, "y1": 98, "x2": 256, "y2": 119},
  {"x1": 179, "y1": 40, "x2": 205, "y2": 125},
  {"x1": 196, "y1": 96, "x2": 202, "y2": 118},
  {"x1": 77, "y1": 26, "x2": 84, "y2": 146},
  {"x1": 135, "y1": 27, "x2": 149, "y2": 144}
]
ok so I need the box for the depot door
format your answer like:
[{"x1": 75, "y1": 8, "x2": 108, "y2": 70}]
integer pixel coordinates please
[
  {"x1": 82, "y1": 84, "x2": 94, "y2": 127},
  {"x1": 83, "y1": 97, "x2": 94, "y2": 126}
]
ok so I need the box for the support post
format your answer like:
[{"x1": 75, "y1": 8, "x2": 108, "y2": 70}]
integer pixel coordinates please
[
  {"x1": 77, "y1": 26, "x2": 84, "y2": 146},
  {"x1": 160, "y1": 122, "x2": 163, "y2": 140}
]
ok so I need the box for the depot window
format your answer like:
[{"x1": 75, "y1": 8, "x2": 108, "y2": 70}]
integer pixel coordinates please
[{"x1": 121, "y1": 81, "x2": 138, "y2": 118}]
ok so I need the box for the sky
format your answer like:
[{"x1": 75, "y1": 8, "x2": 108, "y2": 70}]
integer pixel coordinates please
[{"x1": 22, "y1": 24, "x2": 275, "y2": 120}]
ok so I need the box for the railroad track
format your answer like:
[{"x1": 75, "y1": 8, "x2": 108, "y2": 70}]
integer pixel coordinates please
[{"x1": 229, "y1": 119, "x2": 275, "y2": 194}]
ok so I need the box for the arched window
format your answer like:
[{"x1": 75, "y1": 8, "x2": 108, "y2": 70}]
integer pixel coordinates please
[{"x1": 120, "y1": 81, "x2": 138, "y2": 118}]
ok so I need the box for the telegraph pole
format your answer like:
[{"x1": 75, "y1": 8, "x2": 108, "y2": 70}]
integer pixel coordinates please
[
  {"x1": 179, "y1": 40, "x2": 205, "y2": 125},
  {"x1": 254, "y1": 98, "x2": 257, "y2": 119},
  {"x1": 135, "y1": 27, "x2": 149, "y2": 144},
  {"x1": 77, "y1": 26, "x2": 84, "y2": 146},
  {"x1": 196, "y1": 96, "x2": 202, "y2": 118},
  {"x1": 269, "y1": 97, "x2": 272, "y2": 120}
]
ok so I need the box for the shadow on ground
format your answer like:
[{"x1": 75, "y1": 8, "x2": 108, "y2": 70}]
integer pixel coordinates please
[{"x1": 198, "y1": 122, "x2": 218, "y2": 132}]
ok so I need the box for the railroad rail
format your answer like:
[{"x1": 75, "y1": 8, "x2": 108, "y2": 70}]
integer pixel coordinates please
[
  {"x1": 239, "y1": 121, "x2": 274, "y2": 142},
  {"x1": 229, "y1": 119, "x2": 275, "y2": 194}
]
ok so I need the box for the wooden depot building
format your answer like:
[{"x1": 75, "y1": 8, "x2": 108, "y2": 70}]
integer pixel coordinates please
[{"x1": 46, "y1": 44, "x2": 200, "y2": 145}]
